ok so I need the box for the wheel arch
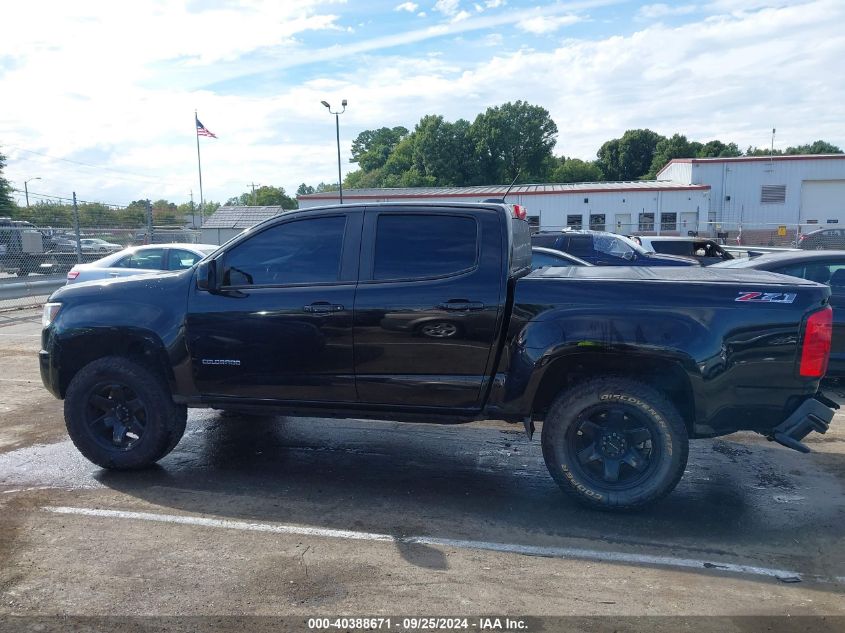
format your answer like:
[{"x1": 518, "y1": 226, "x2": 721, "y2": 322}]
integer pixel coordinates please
[
  {"x1": 530, "y1": 351, "x2": 698, "y2": 434},
  {"x1": 56, "y1": 328, "x2": 175, "y2": 398}
]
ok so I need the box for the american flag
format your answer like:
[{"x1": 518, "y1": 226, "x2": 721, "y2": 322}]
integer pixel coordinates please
[{"x1": 196, "y1": 116, "x2": 217, "y2": 139}]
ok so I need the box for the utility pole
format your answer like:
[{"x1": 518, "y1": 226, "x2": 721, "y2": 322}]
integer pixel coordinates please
[
  {"x1": 72, "y1": 192, "x2": 82, "y2": 264},
  {"x1": 146, "y1": 200, "x2": 154, "y2": 245},
  {"x1": 252, "y1": 182, "x2": 257, "y2": 206},
  {"x1": 24, "y1": 177, "x2": 41, "y2": 208},
  {"x1": 190, "y1": 190, "x2": 195, "y2": 229},
  {"x1": 770, "y1": 128, "x2": 776, "y2": 163}
]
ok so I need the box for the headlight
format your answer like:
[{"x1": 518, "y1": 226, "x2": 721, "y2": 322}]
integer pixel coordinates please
[{"x1": 42, "y1": 302, "x2": 62, "y2": 328}]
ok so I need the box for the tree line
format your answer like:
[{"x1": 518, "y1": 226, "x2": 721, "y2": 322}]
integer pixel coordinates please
[
  {"x1": 313, "y1": 102, "x2": 841, "y2": 191},
  {"x1": 2, "y1": 104, "x2": 842, "y2": 228}
]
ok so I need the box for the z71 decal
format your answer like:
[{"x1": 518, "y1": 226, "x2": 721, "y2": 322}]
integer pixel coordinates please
[{"x1": 735, "y1": 291, "x2": 797, "y2": 304}]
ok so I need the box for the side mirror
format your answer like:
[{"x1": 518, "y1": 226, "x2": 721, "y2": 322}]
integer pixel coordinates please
[
  {"x1": 196, "y1": 259, "x2": 218, "y2": 292},
  {"x1": 623, "y1": 251, "x2": 635, "y2": 261}
]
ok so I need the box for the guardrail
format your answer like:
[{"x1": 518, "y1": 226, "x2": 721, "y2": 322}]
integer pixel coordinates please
[
  {"x1": 723, "y1": 245, "x2": 801, "y2": 258},
  {"x1": 0, "y1": 275, "x2": 65, "y2": 303}
]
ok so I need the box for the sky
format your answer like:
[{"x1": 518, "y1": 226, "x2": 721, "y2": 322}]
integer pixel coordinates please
[{"x1": 1, "y1": 0, "x2": 844, "y2": 208}]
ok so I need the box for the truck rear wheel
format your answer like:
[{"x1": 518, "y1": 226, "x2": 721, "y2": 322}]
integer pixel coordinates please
[
  {"x1": 541, "y1": 377, "x2": 688, "y2": 511},
  {"x1": 64, "y1": 357, "x2": 187, "y2": 470}
]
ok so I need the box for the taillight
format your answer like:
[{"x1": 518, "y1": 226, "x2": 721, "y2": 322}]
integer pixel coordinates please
[
  {"x1": 511, "y1": 204, "x2": 527, "y2": 220},
  {"x1": 798, "y1": 234, "x2": 806, "y2": 242},
  {"x1": 66, "y1": 270, "x2": 80, "y2": 280},
  {"x1": 799, "y1": 307, "x2": 832, "y2": 378}
]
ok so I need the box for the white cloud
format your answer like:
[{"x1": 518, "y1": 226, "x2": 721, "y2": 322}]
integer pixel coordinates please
[
  {"x1": 637, "y1": 3, "x2": 698, "y2": 19},
  {"x1": 452, "y1": 9, "x2": 472, "y2": 22},
  {"x1": 434, "y1": 0, "x2": 461, "y2": 17},
  {"x1": 2, "y1": 0, "x2": 843, "y2": 205},
  {"x1": 395, "y1": 2, "x2": 418, "y2": 12},
  {"x1": 485, "y1": 0, "x2": 505, "y2": 7},
  {"x1": 517, "y1": 14, "x2": 582, "y2": 34}
]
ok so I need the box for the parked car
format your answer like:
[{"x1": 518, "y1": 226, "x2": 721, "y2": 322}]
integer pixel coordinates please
[
  {"x1": 41, "y1": 202, "x2": 836, "y2": 511},
  {"x1": 531, "y1": 246, "x2": 591, "y2": 270},
  {"x1": 797, "y1": 228, "x2": 845, "y2": 250},
  {"x1": 531, "y1": 229, "x2": 698, "y2": 266},
  {"x1": 66, "y1": 243, "x2": 218, "y2": 284},
  {"x1": 630, "y1": 236, "x2": 734, "y2": 266},
  {"x1": 713, "y1": 250, "x2": 845, "y2": 376},
  {"x1": 80, "y1": 238, "x2": 123, "y2": 253}
]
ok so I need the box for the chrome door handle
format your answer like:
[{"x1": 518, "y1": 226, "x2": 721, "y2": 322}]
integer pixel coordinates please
[{"x1": 304, "y1": 302, "x2": 344, "y2": 313}]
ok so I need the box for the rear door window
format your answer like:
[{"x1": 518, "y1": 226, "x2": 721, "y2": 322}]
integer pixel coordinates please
[
  {"x1": 567, "y1": 235, "x2": 594, "y2": 258},
  {"x1": 113, "y1": 249, "x2": 166, "y2": 270},
  {"x1": 372, "y1": 214, "x2": 478, "y2": 280},
  {"x1": 530, "y1": 233, "x2": 559, "y2": 248},
  {"x1": 168, "y1": 249, "x2": 204, "y2": 270},
  {"x1": 652, "y1": 241, "x2": 692, "y2": 256}
]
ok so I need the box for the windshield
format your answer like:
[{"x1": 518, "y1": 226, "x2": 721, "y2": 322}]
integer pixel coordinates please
[{"x1": 594, "y1": 233, "x2": 642, "y2": 259}]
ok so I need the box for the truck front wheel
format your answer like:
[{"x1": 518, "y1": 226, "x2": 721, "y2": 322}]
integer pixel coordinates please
[
  {"x1": 64, "y1": 357, "x2": 188, "y2": 470},
  {"x1": 542, "y1": 377, "x2": 688, "y2": 511}
]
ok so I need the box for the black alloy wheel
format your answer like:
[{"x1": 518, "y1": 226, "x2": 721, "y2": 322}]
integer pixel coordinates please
[
  {"x1": 568, "y1": 404, "x2": 658, "y2": 489},
  {"x1": 85, "y1": 382, "x2": 147, "y2": 451}
]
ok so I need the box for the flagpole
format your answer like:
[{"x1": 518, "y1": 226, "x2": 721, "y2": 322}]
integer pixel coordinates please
[{"x1": 195, "y1": 110, "x2": 205, "y2": 227}]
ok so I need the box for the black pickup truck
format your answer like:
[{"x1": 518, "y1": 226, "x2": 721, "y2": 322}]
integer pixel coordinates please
[{"x1": 39, "y1": 202, "x2": 838, "y2": 510}]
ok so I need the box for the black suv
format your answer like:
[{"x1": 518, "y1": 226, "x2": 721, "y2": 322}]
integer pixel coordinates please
[{"x1": 531, "y1": 230, "x2": 698, "y2": 266}]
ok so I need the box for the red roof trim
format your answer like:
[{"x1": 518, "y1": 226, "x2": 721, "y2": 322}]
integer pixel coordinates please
[
  {"x1": 656, "y1": 154, "x2": 845, "y2": 177},
  {"x1": 298, "y1": 184, "x2": 710, "y2": 201}
]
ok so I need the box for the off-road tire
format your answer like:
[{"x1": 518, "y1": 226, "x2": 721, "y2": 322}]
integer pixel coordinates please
[
  {"x1": 64, "y1": 356, "x2": 187, "y2": 469},
  {"x1": 542, "y1": 377, "x2": 689, "y2": 511}
]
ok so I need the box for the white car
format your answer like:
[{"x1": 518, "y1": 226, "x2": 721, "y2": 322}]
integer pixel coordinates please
[
  {"x1": 66, "y1": 243, "x2": 218, "y2": 284},
  {"x1": 79, "y1": 238, "x2": 124, "y2": 253}
]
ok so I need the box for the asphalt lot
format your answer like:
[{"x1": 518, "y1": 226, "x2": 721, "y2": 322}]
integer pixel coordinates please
[{"x1": 1, "y1": 307, "x2": 845, "y2": 624}]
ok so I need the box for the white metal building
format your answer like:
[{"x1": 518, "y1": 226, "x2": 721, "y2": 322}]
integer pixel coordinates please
[
  {"x1": 657, "y1": 154, "x2": 845, "y2": 229},
  {"x1": 297, "y1": 182, "x2": 711, "y2": 235},
  {"x1": 200, "y1": 205, "x2": 288, "y2": 244}
]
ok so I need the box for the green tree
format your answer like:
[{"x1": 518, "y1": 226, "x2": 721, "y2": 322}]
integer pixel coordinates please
[
  {"x1": 698, "y1": 140, "x2": 741, "y2": 158},
  {"x1": 469, "y1": 101, "x2": 558, "y2": 183},
  {"x1": 297, "y1": 183, "x2": 315, "y2": 196},
  {"x1": 745, "y1": 140, "x2": 842, "y2": 156},
  {"x1": 646, "y1": 134, "x2": 701, "y2": 178},
  {"x1": 784, "y1": 140, "x2": 842, "y2": 155},
  {"x1": 225, "y1": 186, "x2": 297, "y2": 209},
  {"x1": 410, "y1": 115, "x2": 475, "y2": 186},
  {"x1": 350, "y1": 126, "x2": 410, "y2": 171},
  {"x1": 151, "y1": 199, "x2": 179, "y2": 224},
  {"x1": 0, "y1": 150, "x2": 15, "y2": 215},
  {"x1": 596, "y1": 129, "x2": 665, "y2": 181},
  {"x1": 550, "y1": 157, "x2": 603, "y2": 183}
]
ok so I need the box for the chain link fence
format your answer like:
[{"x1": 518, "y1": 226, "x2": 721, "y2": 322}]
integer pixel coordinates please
[{"x1": 1, "y1": 218, "x2": 201, "y2": 310}]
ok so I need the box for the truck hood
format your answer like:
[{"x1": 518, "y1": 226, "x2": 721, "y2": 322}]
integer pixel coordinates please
[{"x1": 48, "y1": 268, "x2": 193, "y2": 304}]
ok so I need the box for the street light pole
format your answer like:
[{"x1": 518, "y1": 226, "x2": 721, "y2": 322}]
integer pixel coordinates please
[
  {"x1": 24, "y1": 177, "x2": 41, "y2": 208},
  {"x1": 321, "y1": 99, "x2": 347, "y2": 204}
]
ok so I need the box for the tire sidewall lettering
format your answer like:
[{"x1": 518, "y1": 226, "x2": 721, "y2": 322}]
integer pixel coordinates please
[{"x1": 598, "y1": 392, "x2": 673, "y2": 456}]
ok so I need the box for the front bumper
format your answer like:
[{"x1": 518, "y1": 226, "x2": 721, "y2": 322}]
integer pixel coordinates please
[
  {"x1": 39, "y1": 348, "x2": 61, "y2": 399},
  {"x1": 769, "y1": 392, "x2": 838, "y2": 453}
]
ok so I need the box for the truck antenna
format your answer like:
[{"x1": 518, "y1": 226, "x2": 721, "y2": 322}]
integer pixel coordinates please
[{"x1": 502, "y1": 170, "x2": 521, "y2": 203}]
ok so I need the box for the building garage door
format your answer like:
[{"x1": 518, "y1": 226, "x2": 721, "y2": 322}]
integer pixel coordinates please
[{"x1": 800, "y1": 180, "x2": 845, "y2": 225}]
